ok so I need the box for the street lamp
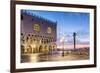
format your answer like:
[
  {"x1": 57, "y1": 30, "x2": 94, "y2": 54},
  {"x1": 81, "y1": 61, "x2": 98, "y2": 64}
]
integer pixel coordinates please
[{"x1": 60, "y1": 36, "x2": 65, "y2": 57}]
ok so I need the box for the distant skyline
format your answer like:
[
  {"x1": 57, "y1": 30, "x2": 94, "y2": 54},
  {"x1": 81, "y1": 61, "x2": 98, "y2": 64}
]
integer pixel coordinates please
[{"x1": 21, "y1": 10, "x2": 90, "y2": 48}]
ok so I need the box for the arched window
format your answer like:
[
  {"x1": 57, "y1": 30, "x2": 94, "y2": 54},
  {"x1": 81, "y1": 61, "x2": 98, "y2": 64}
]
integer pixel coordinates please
[
  {"x1": 33, "y1": 24, "x2": 40, "y2": 31},
  {"x1": 47, "y1": 27, "x2": 52, "y2": 33}
]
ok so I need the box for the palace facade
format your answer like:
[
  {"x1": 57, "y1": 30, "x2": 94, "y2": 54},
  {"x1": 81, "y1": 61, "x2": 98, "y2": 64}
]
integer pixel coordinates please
[{"x1": 21, "y1": 10, "x2": 57, "y2": 54}]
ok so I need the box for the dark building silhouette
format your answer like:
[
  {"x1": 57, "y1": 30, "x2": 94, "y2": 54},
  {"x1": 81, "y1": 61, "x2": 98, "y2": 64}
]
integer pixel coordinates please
[{"x1": 21, "y1": 10, "x2": 57, "y2": 54}]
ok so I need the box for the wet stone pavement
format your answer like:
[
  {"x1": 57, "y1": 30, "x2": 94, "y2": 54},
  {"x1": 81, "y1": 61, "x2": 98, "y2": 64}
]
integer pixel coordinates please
[{"x1": 21, "y1": 50, "x2": 89, "y2": 63}]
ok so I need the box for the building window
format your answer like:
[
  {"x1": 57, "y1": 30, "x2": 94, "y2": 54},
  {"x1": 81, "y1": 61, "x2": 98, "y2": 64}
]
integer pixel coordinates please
[
  {"x1": 33, "y1": 24, "x2": 40, "y2": 31},
  {"x1": 47, "y1": 27, "x2": 52, "y2": 33}
]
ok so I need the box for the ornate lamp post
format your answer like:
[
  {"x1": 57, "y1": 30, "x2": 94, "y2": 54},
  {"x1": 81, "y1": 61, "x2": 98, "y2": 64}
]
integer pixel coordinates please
[{"x1": 60, "y1": 36, "x2": 65, "y2": 57}]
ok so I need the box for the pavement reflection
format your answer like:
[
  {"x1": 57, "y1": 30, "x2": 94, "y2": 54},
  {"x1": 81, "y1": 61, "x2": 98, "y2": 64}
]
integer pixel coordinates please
[{"x1": 21, "y1": 50, "x2": 89, "y2": 63}]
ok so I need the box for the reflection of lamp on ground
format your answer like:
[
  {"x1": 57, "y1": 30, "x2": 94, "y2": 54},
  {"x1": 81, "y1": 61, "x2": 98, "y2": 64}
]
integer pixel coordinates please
[
  {"x1": 60, "y1": 36, "x2": 65, "y2": 57},
  {"x1": 30, "y1": 54, "x2": 38, "y2": 62}
]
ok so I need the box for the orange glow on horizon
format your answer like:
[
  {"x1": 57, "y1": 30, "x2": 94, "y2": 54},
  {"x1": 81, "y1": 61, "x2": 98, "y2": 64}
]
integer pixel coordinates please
[{"x1": 57, "y1": 44, "x2": 89, "y2": 49}]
